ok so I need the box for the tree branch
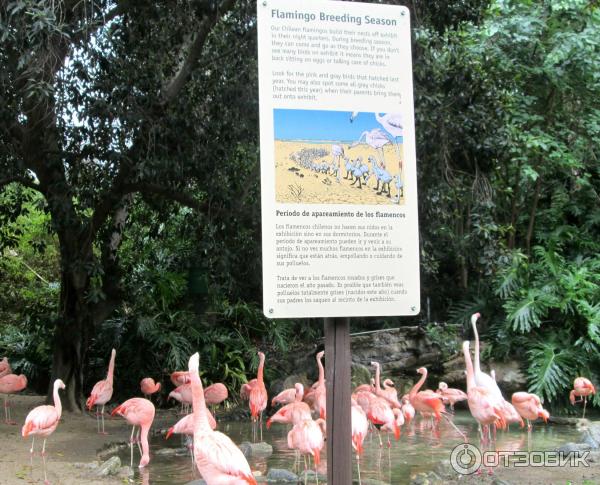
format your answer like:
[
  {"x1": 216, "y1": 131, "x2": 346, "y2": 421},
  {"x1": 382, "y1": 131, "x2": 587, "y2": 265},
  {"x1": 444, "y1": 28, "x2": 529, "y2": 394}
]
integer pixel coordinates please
[{"x1": 160, "y1": 0, "x2": 237, "y2": 105}]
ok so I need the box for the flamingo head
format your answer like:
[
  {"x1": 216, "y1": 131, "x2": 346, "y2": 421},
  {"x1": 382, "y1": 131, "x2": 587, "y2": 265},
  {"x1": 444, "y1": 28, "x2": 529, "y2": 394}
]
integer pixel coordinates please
[
  {"x1": 294, "y1": 383, "x2": 304, "y2": 399},
  {"x1": 139, "y1": 454, "x2": 150, "y2": 468},
  {"x1": 539, "y1": 409, "x2": 549, "y2": 423},
  {"x1": 165, "y1": 427, "x2": 174, "y2": 440},
  {"x1": 416, "y1": 367, "x2": 427, "y2": 376},
  {"x1": 188, "y1": 352, "x2": 200, "y2": 373},
  {"x1": 570, "y1": 390, "x2": 576, "y2": 405},
  {"x1": 471, "y1": 312, "x2": 481, "y2": 324},
  {"x1": 383, "y1": 378, "x2": 394, "y2": 388},
  {"x1": 370, "y1": 361, "x2": 379, "y2": 369},
  {"x1": 55, "y1": 379, "x2": 66, "y2": 391},
  {"x1": 317, "y1": 351, "x2": 324, "y2": 360},
  {"x1": 258, "y1": 351, "x2": 265, "y2": 362},
  {"x1": 438, "y1": 382, "x2": 448, "y2": 391}
]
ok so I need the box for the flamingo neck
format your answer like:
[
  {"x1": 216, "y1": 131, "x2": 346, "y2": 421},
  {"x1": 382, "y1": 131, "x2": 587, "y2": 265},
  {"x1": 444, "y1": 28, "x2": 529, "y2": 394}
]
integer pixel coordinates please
[
  {"x1": 471, "y1": 318, "x2": 481, "y2": 374},
  {"x1": 53, "y1": 382, "x2": 62, "y2": 419},
  {"x1": 317, "y1": 354, "x2": 324, "y2": 385},
  {"x1": 374, "y1": 364, "x2": 381, "y2": 392},
  {"x1": 140, "y1": 424, "x2": 150, "y2": 464},
  {"x1": 190, "y1": 366, "x2": 211, "y2": 431},
  {"x1": 106, "y1": 349, "x2": 116, "y2": 384},
  {"x1": 295, "y1": 384, "x2": 304, "y2": 402},
  {"x1": 257, "y1": 354, "x2": 265, "y2": 383},
  {"x1": 409, "y1": 370, "x2": 427, "y2": 399},
  {"x1": 463, "y1": 344, "x2": 476, "y2": 391}
]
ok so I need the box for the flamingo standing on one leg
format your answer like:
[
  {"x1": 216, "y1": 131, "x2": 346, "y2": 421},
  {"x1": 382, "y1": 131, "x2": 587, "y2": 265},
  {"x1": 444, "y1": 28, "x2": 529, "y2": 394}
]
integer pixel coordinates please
[
  {"x1": 86, "y1": 348, "x2": 116, "y2": 434},
  {"x1": 570, "y1": 377, "x2": 596, "y2": 419},
  {"x1": 188, "y1": 352, "x2": 257, "y2": 484},
  {"x1": 0, "y1": 373, "x2": 27, "y2": 424},
  {"x1": 169, "y1": 383, "x2": 193, "y2": 415},
  {"x1": 247, "y1": 352, "x2": 268, "y2": 440},
  {"x1": 204, "y1": 382, "x2": 228, "y2": 407},
  {"x1": 22, "y1": 379, "x2": 65, "y2": 485},
  {"x1": 140, "y1": 378, "x2": 161, "y2": 400},
  {"x1": 111, "y1": 398, "x2": 155, "y2": 468}
]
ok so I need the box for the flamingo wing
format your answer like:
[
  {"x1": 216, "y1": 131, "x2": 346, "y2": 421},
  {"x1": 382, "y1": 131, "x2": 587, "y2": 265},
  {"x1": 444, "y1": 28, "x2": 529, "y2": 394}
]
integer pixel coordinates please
[
  {"x1": 195, "y1": 430, "x2": 256, "y2": 484},
  {"x1": 22, "y1": 405, "x2": 59, "y2": 436},
  {"x1": 87, "y1": 379, "x2": 113, "y2": 409}
]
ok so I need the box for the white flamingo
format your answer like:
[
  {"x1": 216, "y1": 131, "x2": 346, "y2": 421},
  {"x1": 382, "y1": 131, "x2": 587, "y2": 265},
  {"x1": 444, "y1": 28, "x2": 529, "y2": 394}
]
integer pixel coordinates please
[
  {"x1": 376, "y1": 113, "x2": 403, "y2": 171},
  {"x1": 351, "y1": 128, "x2": 391, "y2": 168}
]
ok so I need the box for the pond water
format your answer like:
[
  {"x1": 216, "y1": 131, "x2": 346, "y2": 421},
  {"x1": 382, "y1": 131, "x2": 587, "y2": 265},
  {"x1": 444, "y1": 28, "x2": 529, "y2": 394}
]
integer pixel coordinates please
[{"x1": 121, "y1": 411, "x2": 582, "y2": 484}]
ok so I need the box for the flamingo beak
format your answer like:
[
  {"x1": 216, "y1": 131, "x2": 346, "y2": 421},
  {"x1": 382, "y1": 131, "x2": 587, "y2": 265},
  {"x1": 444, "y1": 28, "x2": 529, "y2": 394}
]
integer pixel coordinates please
[{"x1": 165, "y1": 427, "x2": 174, "y2": 440}]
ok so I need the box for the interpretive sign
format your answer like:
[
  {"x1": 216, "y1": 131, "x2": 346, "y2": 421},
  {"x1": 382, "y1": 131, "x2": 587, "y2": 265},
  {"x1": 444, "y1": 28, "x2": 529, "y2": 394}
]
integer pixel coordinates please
[{"x1": 258, "y1": 0, "x2": 419, "y2": 318}]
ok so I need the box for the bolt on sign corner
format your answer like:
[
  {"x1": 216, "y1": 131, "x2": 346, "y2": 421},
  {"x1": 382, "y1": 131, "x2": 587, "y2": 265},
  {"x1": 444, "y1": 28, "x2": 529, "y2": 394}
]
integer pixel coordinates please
[{"x1": 258, "y1": 0, "x2": 419, "y2": 318}]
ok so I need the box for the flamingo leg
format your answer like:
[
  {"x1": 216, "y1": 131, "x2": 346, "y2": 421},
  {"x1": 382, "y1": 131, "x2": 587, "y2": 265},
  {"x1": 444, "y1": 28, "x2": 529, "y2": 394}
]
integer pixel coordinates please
[
  {"x1": 136, "y1": 428, "x2": 142, "y2": 457},
  {"x1": 441, "y1": 413, "x2": 467, "y2": 442},
  {"x1": 583, "y1": 397, "x2": 588, "y2": 419},
  {"x1": 129, "y1": 425, "x2": 136, "y2": 468},
  {"x1": 30, "y1": 436, "x2": 35, "y2": 455},
  {"x1": 356, "y1": 453, "x2": 362, "y2": 485},
  {"x1": 42, "y1": 447, "x2": 49, "y2": 485},
  {"x1": 101, "y1": 404, "x2": 108, "y2": 434}
]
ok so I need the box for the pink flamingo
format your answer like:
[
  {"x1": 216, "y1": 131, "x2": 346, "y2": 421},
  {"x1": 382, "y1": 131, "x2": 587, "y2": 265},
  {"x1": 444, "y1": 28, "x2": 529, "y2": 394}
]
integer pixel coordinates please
[
  {"x1": 375, "y1": 112, "x2": 403, "y2": 170},
  {"x1": 400, "y1": 394, "x2": 415, "y2": 425},
  {"x1": 313, "y1": 351, "x2": 326, "y2": 419},
  {"x1": 0, "y1": 373, "x2": 27, "y2": 424},
  {"x1": 204, "y1": 382, "x2": 228, "y2": 406},
  {"x1": 166, "y1": 410, "x2": 217, "y2": 439},
  {"x1": 570, "y1": 377, "x2": 596, "y2": 419},
  {"x1": 86, "y1": 348, "x2": 116, "y2": 434},
  {"x1": 408, "y1": 367, "x2": 446, "y2": 423},
  {"x1": 271, "y1": 387, "x2": 297, "y2": 407},
  {"x1": 371, "y1": 361, "x2": 401, "y2": 408},
  {"x1": 111, "y1": 397, "x2": 155, "y2": 468},
  {"x1": 361, "y1": 390, "x2": 399, "y2": 447},
  {"x1": 170, "y1": 370, "x2": 190, "y2": 386},
  {"x1": 169, "y1": 382, "x2": 193, "y2": 414},
  {"x1": 188, "y1": 352, "x2": 257, "y2": 485},
  {"x1": 354, "y1": 380, "x2": 375, "y2": 394},
  {"x1": 511, "y1": 392, "x2": 548, "y2": 430},
  {"x1": 463, "y1": 341, "x2": 505, "y2": 447},
  {"x1": 267, "y1": 383, "x2": 312, "y2": 428},
  {"x1": 436, "y1": 382, "x2": 467, "y2": 411},
  {"x1": 0, "y1": 356, "x2": 11, "y2": 378},
  {"x1": 244, "y1": 352, "x2": 267, "y2": 440},
  {"x1": 22, "y1": 379, "x2": 65, "y2": 485},
  {"x1": 140, "y1": 378, "x2": 161, "y2": 400},
  {"x1": 351, "y1": 399, "x2": 369, "y2": 485},
  {"x1": 287, "y1": 417, "x2": 326, "y2": 482}
]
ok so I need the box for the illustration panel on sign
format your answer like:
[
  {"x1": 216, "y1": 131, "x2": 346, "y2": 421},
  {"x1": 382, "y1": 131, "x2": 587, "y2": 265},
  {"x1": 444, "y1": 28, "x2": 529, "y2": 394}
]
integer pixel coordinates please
[{"x1": 274, "y1": 109, "x2": 405, "y2": 205}]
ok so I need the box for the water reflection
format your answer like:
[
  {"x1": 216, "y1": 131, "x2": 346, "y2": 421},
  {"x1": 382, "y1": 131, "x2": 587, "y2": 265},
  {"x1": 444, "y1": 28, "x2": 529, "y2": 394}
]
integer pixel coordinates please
[{"x1": 121, "y1": 411, "x2": 581, "y2": 484}]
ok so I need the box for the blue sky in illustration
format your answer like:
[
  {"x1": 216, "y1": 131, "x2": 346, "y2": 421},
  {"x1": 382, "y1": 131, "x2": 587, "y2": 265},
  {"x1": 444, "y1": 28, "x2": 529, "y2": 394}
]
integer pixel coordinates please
[{"x1": 273, "y1": 109, "x2": 403, "y2": 143}]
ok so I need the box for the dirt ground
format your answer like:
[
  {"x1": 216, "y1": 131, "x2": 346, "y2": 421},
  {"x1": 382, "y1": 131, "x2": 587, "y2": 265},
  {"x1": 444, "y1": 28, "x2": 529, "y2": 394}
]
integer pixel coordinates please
[
  {"x1": 275, "y1": 140, "x2": 405, "y2": 205},
  {"x1": 2, "y1": 394, "x2": 600, "y2": 484},
  {"x1": 0, "y1": 394, "x2": 174, "y2": 485}
]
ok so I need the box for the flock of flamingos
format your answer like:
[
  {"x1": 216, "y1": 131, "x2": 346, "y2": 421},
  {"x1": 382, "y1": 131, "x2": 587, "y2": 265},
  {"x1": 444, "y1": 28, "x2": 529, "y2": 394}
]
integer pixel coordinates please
[{"x1": 0, "y1": 312, "x2": 596, "y2": 484}]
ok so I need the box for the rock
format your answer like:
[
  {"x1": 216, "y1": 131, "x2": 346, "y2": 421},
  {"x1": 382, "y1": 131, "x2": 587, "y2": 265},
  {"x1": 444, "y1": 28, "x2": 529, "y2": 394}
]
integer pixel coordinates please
[
  {"x1": 266, "y1": 468, "x2": 298, "y2": 482},
  {"x1": 72, "y1": 462, "x2": 99, "y2": 470},
  {"x1": 556, "y1": 442, "x2": 591, "y2": 454},
  {"x1": 432, "y1": 459, "x2": 456, "y2": 480},
  {"x1": 353, "y1": 479, "x2": 390, "y2": 485},
  {"x1": 548, "y1": 416, "x2": 585, "y2": 426},
  {"x1": 583, "y1": 422, "x2": 600, "y2": 449},
  {"x1": 409, "y1": 471, "x2": 444, "y2": 485},
  {"x1": 94, "y1": 456, "x2": 121, "y2": 477},
  {"x1": 155, "y1": 446, "x2": 189, "y2": 456},
  {"x1": 492, "y1": 479, "x2": 512, "y2": 485},
  {"x1": 184, "y1": 480, "x2": 207, "y2": 485},
  {"x1": 239, "y1": 441, "x2": 273, "y2": 459},
  {"x1": 299, "y1": 469, "x2": 327, "y2": 482},
  {"x1": 96, "y1": 442, "x2": 128, "y2": 460},
  {"x1": 116, "y1": 466, "x2": 134, "y2": 478},
  {"x1": 351, "y1": 363, "x2": 372, "y2": 387},
  {"x1": 586, "y1": 451, "x2": 600, "y2": 463}
]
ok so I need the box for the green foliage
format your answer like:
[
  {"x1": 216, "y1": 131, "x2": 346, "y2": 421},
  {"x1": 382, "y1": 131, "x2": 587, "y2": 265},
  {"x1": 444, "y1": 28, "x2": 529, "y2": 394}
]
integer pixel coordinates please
[{"x1": 424, "y1": 323, "x2": 461, "y2": 360}]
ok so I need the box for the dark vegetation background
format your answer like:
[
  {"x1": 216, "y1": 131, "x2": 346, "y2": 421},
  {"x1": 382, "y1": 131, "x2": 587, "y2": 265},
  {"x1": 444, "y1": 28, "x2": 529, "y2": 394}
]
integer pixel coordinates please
[{"x1": 0, "y1": 0, "x2": 598, "y2": 412}]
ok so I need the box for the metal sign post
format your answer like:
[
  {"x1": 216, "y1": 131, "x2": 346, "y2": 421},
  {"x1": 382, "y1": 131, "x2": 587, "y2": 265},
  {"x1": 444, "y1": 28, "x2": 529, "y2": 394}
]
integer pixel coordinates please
[{"x1": 324, "y1": 317, "x2": 352, "y2": 484}]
